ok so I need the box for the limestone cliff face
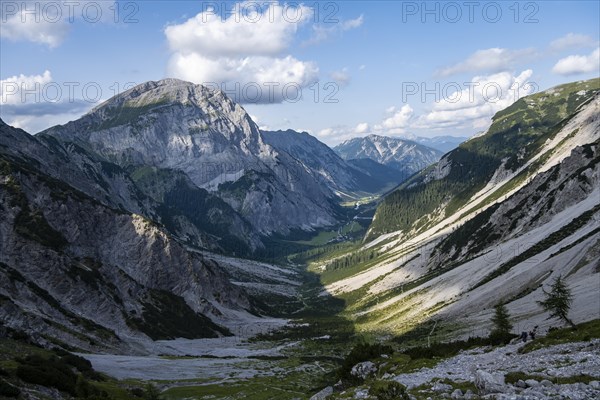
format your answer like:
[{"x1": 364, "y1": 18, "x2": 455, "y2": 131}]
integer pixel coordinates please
[
  {"x1": 0, "y1": 120, "x2": 259, "y2": 353},
  {"x1": 43, "y1": 79, "x2": 339, "y2": 235}
]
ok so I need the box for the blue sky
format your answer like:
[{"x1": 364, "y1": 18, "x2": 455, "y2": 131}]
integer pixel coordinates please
[{"x1": 1, "y1": 1, "x2": 599, "y2": 144}]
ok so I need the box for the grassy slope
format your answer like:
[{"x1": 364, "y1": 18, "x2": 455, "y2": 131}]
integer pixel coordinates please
[{"x1": 367, "y1": 78, "x2": 599, "y2": 241}]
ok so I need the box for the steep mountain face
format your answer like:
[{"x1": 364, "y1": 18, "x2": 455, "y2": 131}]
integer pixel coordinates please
[
  {"x1": 262, "y1": 129, "x2": 405, "y2": 197},
  {"x1": 42, "y1": 79, "x2": 339, "y2": 235},
  {"x1": 0, "y1": 119, "x2": 152, "y2": 217},
  {"x1": 320, "y1": 78, "x2": 600, "y2": 336},
  {"x1": 128, "y1": 166, "x2": 261, "y2": 254},
  {"x1": 0, "y1": 119, "x2": 301, "y2": 352},
  {"x1": 0, "y1": 117, "x2": 260, "y2": 254},
  {"x1": 368, "y1": 79, "x2": 600, "y2": 240},
  {"x1": 333, "y1": 134, "x2": 443, "y2": 178}
]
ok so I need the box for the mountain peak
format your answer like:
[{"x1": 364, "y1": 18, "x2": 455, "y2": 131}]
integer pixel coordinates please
[
  {"x1": 87, "y1": 78, "x2": 228, "y2": 116},
  {"x1": 365, "y1": 133, "x2": 394, "y2": 141},
  {"x1": 334, "y1": 134, "x2": 443, "y2": 173}
]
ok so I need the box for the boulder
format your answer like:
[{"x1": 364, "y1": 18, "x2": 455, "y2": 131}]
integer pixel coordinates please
[
  {"x1": 432, "y1": 382, "x2": 453, "y2": 392},
  {"x1": 350, "y1": 361, "x2": 377, "y2": 380},
  {"x1": 474, "y1": 369, "x2": 506, "y2": 394},
  {"x1": 451, "y1": 388, "x2": 463, "y2": 399},
  {"x1": 540, "y1": 379, "x2": 554, "y2": 387},
  {"x1": 310, "y1": 386, "x2": 333, "y2": 400},
  {"x1": 525, "y1": 379, "x2": 540, "y2": 388},
  {"x1": 515, "y1": 379, "x2": 527, "y2": 388}
]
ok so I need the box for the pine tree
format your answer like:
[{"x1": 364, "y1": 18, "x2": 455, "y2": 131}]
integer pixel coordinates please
[
  {"x1": 144, "y1": 384, "x2": 162, "y2": 400},
  {"x1": 490, "y1": 303, "x2": 513, "y2": 343},
  {"x1": 538, "y1": 276, "x2": 576, "y2": 329}
]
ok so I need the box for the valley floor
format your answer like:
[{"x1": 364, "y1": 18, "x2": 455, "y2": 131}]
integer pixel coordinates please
[{"x1": 71, "y1": 320, "x2": 600, "y2": 400}]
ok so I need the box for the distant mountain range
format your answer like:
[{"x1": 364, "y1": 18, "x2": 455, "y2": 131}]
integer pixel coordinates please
[
  {"x1": 333, "y1": 134, "x2": 444, "y2": 175},
  {"x1": 261, "y1": 129, "x2": 405, "y2": 198}
]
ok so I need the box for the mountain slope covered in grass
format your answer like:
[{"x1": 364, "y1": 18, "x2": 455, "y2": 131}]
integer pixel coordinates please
[{"x1": 313, "y1": 78, "x2": 599, "y2": 338}]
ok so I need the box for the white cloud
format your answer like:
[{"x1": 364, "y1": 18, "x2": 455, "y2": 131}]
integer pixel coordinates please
[
  {"x1": 316, "y1": 125, "x2": 361, "y2": 143},
  {"x1": 1, "y1": 70, "x2": 53, "y2": 105},
  {"x1": 317, "y1": 70, "x2": 536, "y2": 142},
  {"x1": 359, "y1": 65, "x2": 366, "y2": 71},
  {"x1": 374, "y1": 104, "x2": 413, "y2": 133},
  {"x1": 415, "y1": 70, "x2": 535, "y2": 130},
  {"x1": 317, "y1": 105, "x2": 413, "y2": 144},
  {"x1": 317, "y1": 127, "x2": 335, "y2": 137},
  {"x1": 165, "y1": 2, "x2": 319, "y2": 103},
  {"x1": 438, "y1": 48, "x2": 536, "y2": 77},
  {"x1": 552, "y1": 48, "x2": 600, "y2": 76},
  {"x1": 550, "y1": 33, "x2": 597, "y2": 51},
  {"x1": 167, "y1": 53, "x2": 318, "y2": 103},
  {"x1": 1, "y1": 11, "x2": 68, "y2": 48},
  {"x1": 0, "y1": 1, "x2": 116, "y2": 48},
  {"x1": 303, "y1": 15, "x2": 363, "y2": 46},
  {"x1": 164, "y1": 2, "x2": 312, "y2": 57},
  {"x1": 342, "y1": 15, "x2": 364, "y2": 30},
  {"x1": 354, "y1": 122, "x2": 369, "y2": 134},
  {"x1": 0, "y1": 70, "x2": 93, "y2": 133},
  {"x1": 331, "y1": 68, "x2": 351, "y2": 87}
]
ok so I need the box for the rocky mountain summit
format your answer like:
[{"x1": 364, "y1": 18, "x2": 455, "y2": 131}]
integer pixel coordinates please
[{"x1": 334, "y1": 134, "x2": 444, "y2": 176}]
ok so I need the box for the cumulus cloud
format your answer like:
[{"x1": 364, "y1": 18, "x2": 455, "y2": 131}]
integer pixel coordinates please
[
  {"x1": 165, "y1": 2, "x2": 312, "y2": 57},
  {"x1": 1, "y1": 70, "x2": 53, "y2": 105},
  {"x1": 0, "y1": 70, "x2": 93, "y2": 133},
  {"x1": 550, "y1": 33, "x2": 597, "y2": 51},
  {"x1": 374, "y1": 104, "x2": 413, "y2": 133},
  {"x1": 438, "y1": 48, "x2": 536, "y2": 77},
  {"x1": 3, "y1": 112, "x2": 90, "y2": 134},
  {"x1": 317, "y1": 70, "x2": 536, "y2": 143},
  {"x1": 414, "y1": 70, "x2": 535, "y2": 130},
  {"x1": 0, "y1": 1, "x2": 116, "y2": 48},
  {"x1": 354, "y1": 122, "x2": 369, "y2": 134},
  {"x1": 165, "y1": 2, "x2": 319, "y2": 103},
  {"x1": 552, "y1": 48, "x2": 600, "y2": 76},
  {"x1": 318, "y1": 69, "x2": 537, "y2": 143},
  {"x1": 167, "y1": 53, "x2": 318, "y2": 103}
]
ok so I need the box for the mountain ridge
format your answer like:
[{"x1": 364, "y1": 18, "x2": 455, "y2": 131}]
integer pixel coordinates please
[
  {"x1": 315, "y1": 77, "x2": 600, "y2": 339},
  {"x1": 333, "y1": 134, "x2": 444, "y2": 175}
]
